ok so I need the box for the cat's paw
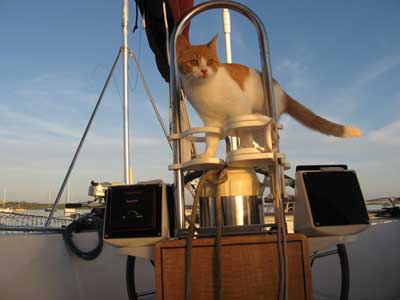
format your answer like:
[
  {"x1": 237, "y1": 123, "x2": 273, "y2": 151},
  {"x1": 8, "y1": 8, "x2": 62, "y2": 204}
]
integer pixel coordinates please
[{"x1": 196, "y1": 152, "x2": 213, "y2": 159}]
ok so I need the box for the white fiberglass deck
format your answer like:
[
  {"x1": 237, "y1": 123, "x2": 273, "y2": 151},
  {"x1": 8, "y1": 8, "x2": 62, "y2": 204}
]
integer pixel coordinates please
[{"x1": 0, "y1": 219, "x2": 399, "y2": 300}]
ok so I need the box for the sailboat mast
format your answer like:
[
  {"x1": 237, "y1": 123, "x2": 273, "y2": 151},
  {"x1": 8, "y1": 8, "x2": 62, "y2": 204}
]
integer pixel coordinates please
[
  {"x1": 222, "y1": 8, "x2": 232, "y2": 63},
  {"x1": 222, "y1": 8, "x2": 239, "y2": 150},
  {"x1": 122, "y1": 0, "x2": 131, "y2": 184}
]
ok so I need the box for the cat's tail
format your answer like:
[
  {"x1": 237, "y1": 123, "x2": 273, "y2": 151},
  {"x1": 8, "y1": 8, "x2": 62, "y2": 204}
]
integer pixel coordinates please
[{"x1": 284, "y1": 95, "x2": 362, "y2": 138}]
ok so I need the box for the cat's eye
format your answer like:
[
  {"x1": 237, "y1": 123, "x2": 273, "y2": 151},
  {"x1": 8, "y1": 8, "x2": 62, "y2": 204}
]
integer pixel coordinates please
[
  {"x1": 207, "y1": 59, "x2": 215, "y2": 66},
  {"x1": 189, "y1": 59, "x2": 199, "y2": 66}
]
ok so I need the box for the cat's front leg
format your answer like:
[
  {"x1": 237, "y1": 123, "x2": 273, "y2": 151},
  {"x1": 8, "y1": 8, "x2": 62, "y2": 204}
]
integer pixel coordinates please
[{"x1": 198, "y1": 133, "x2": 220, "y2": 158}]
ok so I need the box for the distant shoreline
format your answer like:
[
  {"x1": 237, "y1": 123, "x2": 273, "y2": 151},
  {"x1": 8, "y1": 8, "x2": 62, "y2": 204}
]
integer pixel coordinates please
[{"x1": 0, "y1": 202, "x2": 84, "y2": 210}]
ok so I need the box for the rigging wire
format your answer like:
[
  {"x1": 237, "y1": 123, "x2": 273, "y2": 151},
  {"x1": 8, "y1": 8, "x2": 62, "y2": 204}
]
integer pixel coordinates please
[
  {"x1": 133, "y1": 26, "x2": 142, "y2": 91},
  {"x1": 128, "y1": 26, "x2": 142, "y2": 92},
  {"x1": 128, "y1": 0, "x2": 143, "y2": 93},
  {"x1": 112, "y1": 69, "x2": 123, "y2": 108},
  {"x1": 89, "y1": 64, "x2": 123, "y2": 107},
  {"x1": 129, "y1": 50, "x2": 171, "y2": 149}
]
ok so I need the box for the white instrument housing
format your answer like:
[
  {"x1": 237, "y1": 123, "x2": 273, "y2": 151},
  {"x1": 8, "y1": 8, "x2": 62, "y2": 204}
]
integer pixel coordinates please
[{"x1": 294, "y1": 168, "x2": 370, "y2": 237}]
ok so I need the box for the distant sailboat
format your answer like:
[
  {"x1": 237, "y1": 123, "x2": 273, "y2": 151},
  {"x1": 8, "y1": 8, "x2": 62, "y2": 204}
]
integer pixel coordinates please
[
  {"x1": 64, "y1": 181, "x2": 77, "y2": 218},
  {"x1": 15, "y1": 202, "x2": 26, "y2": 213},
  {"x1": 44, "y1": 191, "x2": 55, "y2": 212},
  {"x1": 0, "y1": 188, "x2": 14, "y2": 213}
]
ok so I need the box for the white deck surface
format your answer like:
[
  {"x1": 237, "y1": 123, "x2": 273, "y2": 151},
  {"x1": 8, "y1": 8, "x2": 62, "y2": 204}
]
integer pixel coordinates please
[
  {"x1": 312, "y1": 219, "x2": 400, "y2": 300},
  {"x1": 0, "y1": 219, "x2": 399, "y2": 299}
]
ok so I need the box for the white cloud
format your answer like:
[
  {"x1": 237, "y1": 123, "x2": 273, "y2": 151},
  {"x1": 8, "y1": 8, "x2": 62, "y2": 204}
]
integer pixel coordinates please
[
  {"x1": 326, "y1": 55, "x2": 400, "y2": 116},
  {"x1": 0, "y1": 104, "x2": 81, "y2": 139},
  {"x1": 275, "y1": 53, "x2": 400, "y2": 122},
  {"x1": 354, "y1": 55, "x2": 400, "y2": 86},
  {"x1": 230, "y1": 27, "x2": 244, "y2": 47},
  {"x1": 2, "y1": 48, "x2": 399, "y2": 203},
  {"x1": 0, "y1": 129, "x2": 170, "y2": 203},
  {"x1": 275, "y1": 57, "x2": 317, "y2": 97},
  {"x1": 280, "y1": 117, "x2": 400, "y2": 198},
  {"x1": 367, "y1": 120, "x2": 400, "y2": 148}
]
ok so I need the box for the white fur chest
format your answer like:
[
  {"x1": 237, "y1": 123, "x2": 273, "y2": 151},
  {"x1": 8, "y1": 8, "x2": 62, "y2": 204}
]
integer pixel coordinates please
[{"x1": 182, "y1": 68, "x2": 252, "y2": 127}]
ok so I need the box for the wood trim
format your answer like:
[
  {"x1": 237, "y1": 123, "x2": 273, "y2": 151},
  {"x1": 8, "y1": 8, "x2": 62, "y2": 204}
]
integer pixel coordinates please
[{"x1": 155, "y1": 234, "x2": 312, "y2": 300}]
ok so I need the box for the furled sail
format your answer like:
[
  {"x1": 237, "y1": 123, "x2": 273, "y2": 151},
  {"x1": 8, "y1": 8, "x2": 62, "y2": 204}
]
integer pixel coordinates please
[{"x1": 135, "y1": 0, "x2": 194, "y2": 81}]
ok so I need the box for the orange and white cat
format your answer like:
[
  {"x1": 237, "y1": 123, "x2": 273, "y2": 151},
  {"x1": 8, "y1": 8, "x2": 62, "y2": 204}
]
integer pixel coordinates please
[{"x1": 177, "y1": 35, "x2": 361, "y2": 158}]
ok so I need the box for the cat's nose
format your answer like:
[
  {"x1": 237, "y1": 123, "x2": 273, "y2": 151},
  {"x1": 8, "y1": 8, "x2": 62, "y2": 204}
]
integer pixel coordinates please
[{"x1": 201, "y1": 69, "x2": 208, "y2": 74}]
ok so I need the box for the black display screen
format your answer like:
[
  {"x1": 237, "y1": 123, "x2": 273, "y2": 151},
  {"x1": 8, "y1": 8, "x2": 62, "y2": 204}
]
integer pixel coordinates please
[
  {"x1": 104, "y1": 184, "x2": 162, "y2": 239},
  {"x1": 302, "y1": 171, "x2": 369, "y2": 227}
]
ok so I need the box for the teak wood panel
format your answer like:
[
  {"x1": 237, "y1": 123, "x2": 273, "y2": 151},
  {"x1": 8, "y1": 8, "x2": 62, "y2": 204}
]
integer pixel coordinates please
[{"x1": 155, "y1": 234, "x2": 312, "y2": 300}]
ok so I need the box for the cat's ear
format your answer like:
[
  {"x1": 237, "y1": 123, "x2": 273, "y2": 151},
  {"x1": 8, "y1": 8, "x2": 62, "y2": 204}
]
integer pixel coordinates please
[
  {"x1": 176, "y1": 34, "x2": 191, "y2": 53},
  {"x1": 207, "y1": 34, "x2": 218, "y2": 49}
]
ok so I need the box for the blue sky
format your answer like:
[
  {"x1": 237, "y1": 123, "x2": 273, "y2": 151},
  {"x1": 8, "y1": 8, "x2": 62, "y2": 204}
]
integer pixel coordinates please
[{"x1": 0, "y1": 0, "x2": 399, "y2": 203}]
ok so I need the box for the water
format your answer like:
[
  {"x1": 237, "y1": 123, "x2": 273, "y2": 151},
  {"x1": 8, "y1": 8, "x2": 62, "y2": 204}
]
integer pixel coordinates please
[
  {"x1": 0, "y1": 209, "x2": 91, "y2": 229},
  {"x1": 25, "y1": 209, "x2": 69, "y2": 218},
  {"x1": 24, "y1": 209, "x2": 90, "y2": 218}
]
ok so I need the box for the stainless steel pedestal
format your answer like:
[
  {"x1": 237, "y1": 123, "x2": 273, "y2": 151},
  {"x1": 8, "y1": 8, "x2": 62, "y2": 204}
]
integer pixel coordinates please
[{"x1": 200, "y1": 195, "x2": 263, "y2": 227}]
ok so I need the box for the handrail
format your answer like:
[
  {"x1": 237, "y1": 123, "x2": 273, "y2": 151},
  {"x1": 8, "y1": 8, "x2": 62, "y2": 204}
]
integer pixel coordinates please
[
  {"x1": 169, "y1": 0, "x2": 280, "y2": 235},
  {"x1": 169, "y1": 2, "x2": 288, "y2": 299}
]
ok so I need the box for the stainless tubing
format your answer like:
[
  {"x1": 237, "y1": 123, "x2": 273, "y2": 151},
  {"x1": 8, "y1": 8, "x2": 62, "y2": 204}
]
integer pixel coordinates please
[
  {"x1": 170, "y1": 1, "x2": 279, "y2": 122},
  {"x1": 269, "y1": 163, "x2": 288, "y2": 300},
  {"x1": 169, "y1": 0, "x2": 281, "y2": 233},
  {"x1": 45, "y1": 50, "x2": 121, "y2": 226},
  {"x1": 169, "y1": 2, "x2": 287, "y2": 299}
]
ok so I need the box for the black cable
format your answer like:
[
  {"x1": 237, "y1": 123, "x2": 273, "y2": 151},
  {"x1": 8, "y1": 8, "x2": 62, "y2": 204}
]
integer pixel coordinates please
[
  {"x1": 185, "y1": 173, "x2": 209, "y2": 300},
  {"x1": 126, "y1": 255, "x2": 155, "y2": 300},
  {"x1": 126, "y1": 256, "x2": 138, "y2": 300},
  {"x1": 62, "y1": 212, "x2": 103, "y2": 261},
  {"x1": 337, "y1": 243, "x2": 350, "y2": 300},
  {"x1": 214, "y1": 190, "x2": 223, "y2": 300},
  {"x1": 186, "y1": 170, "x2": 226, "y2": 300},
  {"x1": 311, "y1": 245, "x2": 349, "y2": 299},
  {"x1": 132, "y1": 26, "x2": 142, "y2": 91}
]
